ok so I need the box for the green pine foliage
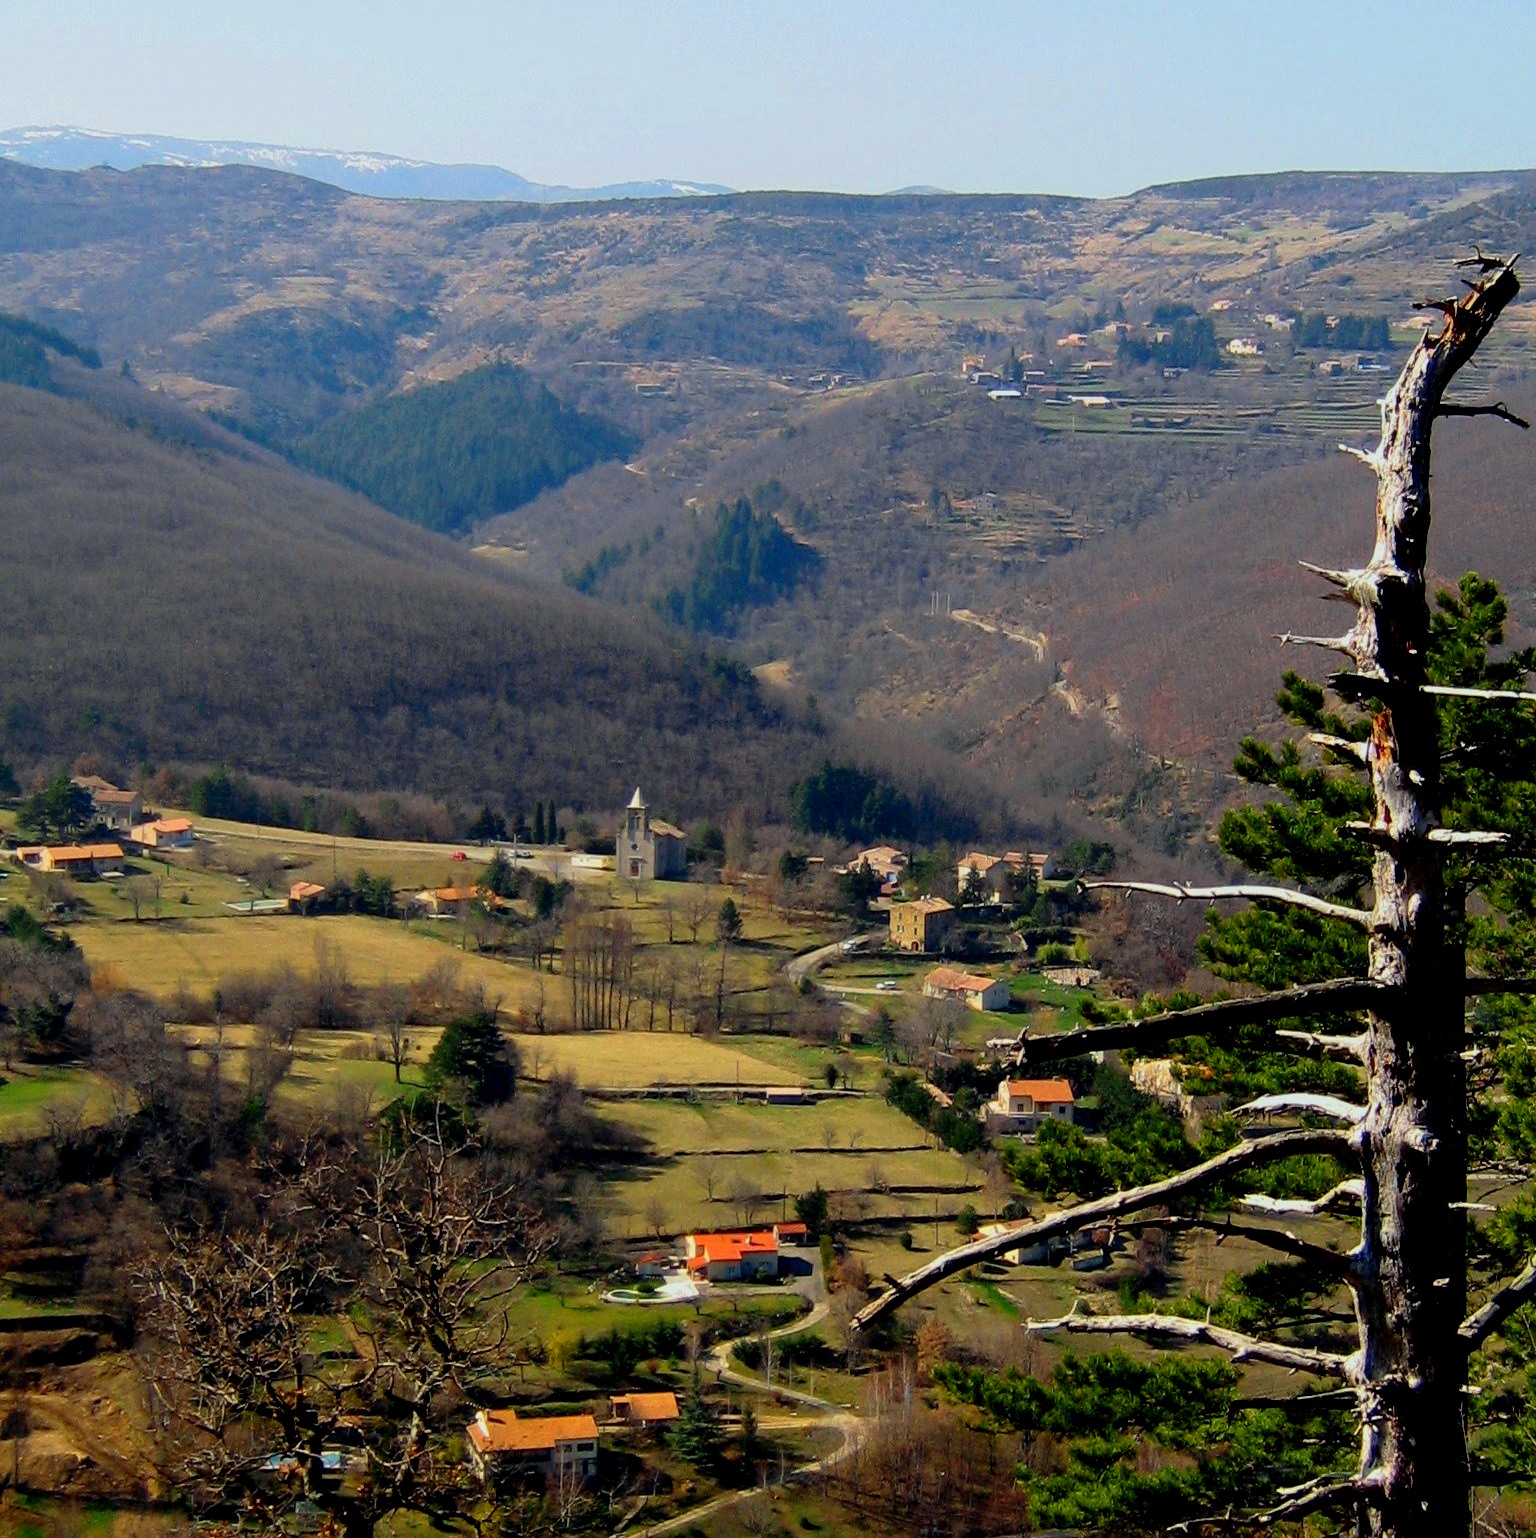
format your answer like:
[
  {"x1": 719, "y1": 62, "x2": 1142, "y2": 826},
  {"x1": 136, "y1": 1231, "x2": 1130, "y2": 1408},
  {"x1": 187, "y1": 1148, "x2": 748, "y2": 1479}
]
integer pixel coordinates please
[
  {"x1": 293, "y1": 363, "x2": 635, "y2": 534},
  {"x1": 1118, "y1": 313, "x2": 1221, "y2": 371},
  {"x1": 0, "y1": 310, "x2": 101, "y2": 390},
  {"x1": 885, "y1": 1072, "x2": 986, "y2": 1154},
  {"x1": 423, "y1": 1011, "x2": 518, "y2": 1105},
  {"x1": 936, "y1": 1353, "x2": 1352, "y2": 1530},
  {"x1": 15, "y1": 776, "x2": 94, "y2": 841},
  {"x1": 668, "y1": 1366, "x2": 723, "y2": 1465},
  {"x1": 788, "y1": 757, "x2": 974, "y2": 844},
  {"x1": 1293, "y1": 312, "x2": 1390, "y2": 351},
  {"x1": 661, "y1": 492, "x2": 820, "y2": 635}
]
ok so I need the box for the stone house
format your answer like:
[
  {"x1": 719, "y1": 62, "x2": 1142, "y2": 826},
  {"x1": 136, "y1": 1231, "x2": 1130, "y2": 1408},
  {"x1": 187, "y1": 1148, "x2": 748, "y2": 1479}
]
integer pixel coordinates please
[{"x1": 889, "y1": 896, "x2": 955, "y2": 953}]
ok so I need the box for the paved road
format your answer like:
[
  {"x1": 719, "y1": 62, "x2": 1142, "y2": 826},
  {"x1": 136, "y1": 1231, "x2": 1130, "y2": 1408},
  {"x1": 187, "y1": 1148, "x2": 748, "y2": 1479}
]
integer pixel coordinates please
[
  {"x1": 783, "y1": 938, "x2": 849, "y2": 985},
  {"x1": 621, "y1": 1256, "x2": 865, "y2": 1538}
]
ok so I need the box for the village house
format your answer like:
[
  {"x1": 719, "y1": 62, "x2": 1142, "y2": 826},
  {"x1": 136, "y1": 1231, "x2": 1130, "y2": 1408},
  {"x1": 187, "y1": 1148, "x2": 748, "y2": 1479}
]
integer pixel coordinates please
[
  {"x1": 413, "y1": 885, "x2": 479, "y2": 916},
  {"x1": 990, "y1": 1076, "x2": 1076, "y2": 1132},
  {"x1": 616, "y1": 787, "x2": 687, "y2": 881},
  {"x1": 683, "y1": 1229, "x2": 780, "y2": 1282},
  {"x1": 977, "y1": 1220, "x2": 1054, "y2": 1266},
  {"x1": 889, "y1": 895, "x2": 955, "y2": 953},
  {"x1": 72, "y1": 778, "x2": 143, "y2": 832},
  {"x1": 924, "y1": 966, "x2": 1011, "y2": 1013},
  {"x1": 839, "y1": 844, "x2": 908, "y2": 896},
  {"x1": 608, "y1": 1392, "x2": 681, "y2": 1430},
  {"x1": 1227, "y1": 337, "x2": 1264, "y2": 357},
  {"x1": 466, "y1": 1409, "x2": 599, "y2": 1485},
  {"x1": 957, "y1": 849, "x2": 1051, "y2": 901},
  {"x1": 128, "y1": 816, "x2": 195, "y2": 849},
  {"x1": 15, "y1": 843, "x2": 125, "y2": 877},
  {"x1": 289, "y1": 880, "x2": 326, "y2": 911}
]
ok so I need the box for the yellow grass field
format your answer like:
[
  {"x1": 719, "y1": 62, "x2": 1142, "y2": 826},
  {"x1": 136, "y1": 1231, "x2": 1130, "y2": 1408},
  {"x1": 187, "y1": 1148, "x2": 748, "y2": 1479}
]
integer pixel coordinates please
[
  {"x1": 511, "y1": 1031, "x2": 808, "y2": 1088},
  {"x1": 74, "y1": 913, "x2": 541, "y2": 1006}
]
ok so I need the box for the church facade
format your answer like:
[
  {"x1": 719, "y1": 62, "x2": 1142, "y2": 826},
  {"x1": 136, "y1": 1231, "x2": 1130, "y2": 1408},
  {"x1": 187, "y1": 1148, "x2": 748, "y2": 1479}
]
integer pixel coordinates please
[{"x1": 616, "y1": 788, "x2": 687, "y2": 881}]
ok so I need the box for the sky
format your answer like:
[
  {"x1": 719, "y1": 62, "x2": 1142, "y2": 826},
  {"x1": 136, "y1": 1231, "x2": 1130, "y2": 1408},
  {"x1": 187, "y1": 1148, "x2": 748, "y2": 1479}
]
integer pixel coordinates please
[{"x1": 5, "y1": 0, "x2": 1536, "y2": 197}]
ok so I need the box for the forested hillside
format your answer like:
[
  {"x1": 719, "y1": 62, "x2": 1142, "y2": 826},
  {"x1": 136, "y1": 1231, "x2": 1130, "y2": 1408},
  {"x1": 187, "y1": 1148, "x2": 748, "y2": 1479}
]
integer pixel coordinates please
[
  {"x1": 0, "y1": 383, "x2": 829, "y2": 819},
  {"x1": 0, "y1": 308, "x2": 99, "y2": 387},
  {"x1": 293, "y1": 364, "x2": 635, "y2": 533}
]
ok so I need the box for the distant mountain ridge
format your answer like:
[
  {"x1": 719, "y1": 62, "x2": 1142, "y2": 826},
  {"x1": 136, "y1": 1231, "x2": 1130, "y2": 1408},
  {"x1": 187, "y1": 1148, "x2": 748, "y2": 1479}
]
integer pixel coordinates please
[{"x1": 0, "y1": 125, "x2": 733, "y2": 203}]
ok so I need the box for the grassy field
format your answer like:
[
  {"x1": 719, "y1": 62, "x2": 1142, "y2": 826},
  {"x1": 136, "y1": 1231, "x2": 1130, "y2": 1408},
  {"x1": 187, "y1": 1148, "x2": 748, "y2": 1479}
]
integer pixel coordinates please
[
  {"x1": 0, "y1": 1066, "x2": 115, "y2": 1138},
  {"x1": 515, "y1": 1031, "x2": 811, "y2": 1089},
  {"x1": 73, "y1": 913, "x2": 542, "y2": 1006},
  {"x1": 597, "y1": 1094, "x2": 978, "y2": 1241}
]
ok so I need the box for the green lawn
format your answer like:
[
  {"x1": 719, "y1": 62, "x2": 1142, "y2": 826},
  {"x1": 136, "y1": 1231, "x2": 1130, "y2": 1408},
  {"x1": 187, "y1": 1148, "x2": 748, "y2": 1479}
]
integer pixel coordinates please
[{"x1": 0, "y1": 1066, "x2": 113, "y2": 1139}]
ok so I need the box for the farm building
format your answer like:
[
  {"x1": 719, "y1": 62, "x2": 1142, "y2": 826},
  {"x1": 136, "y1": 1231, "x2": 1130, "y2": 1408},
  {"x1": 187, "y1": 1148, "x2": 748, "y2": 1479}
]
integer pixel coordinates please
[
  {"x1": 609, "y1": 1392, "x2": 680, "y2": 1428},
  {"x1": 73, "y1": 780, "x2": 143, "y2": 831},
  {"x1": 14, "y1": 842, "x2": 125, "y2": 876}
]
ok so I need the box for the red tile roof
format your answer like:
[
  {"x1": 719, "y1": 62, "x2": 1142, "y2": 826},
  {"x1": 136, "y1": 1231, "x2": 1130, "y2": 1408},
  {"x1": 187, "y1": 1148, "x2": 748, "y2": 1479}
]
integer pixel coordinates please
[
  {"x1": 468, "y1": 1410, "x2": 597, "y2": 1454},
  {"x1": 1002, "y1": 1078, "x2": 1076, "y2": 1105}
]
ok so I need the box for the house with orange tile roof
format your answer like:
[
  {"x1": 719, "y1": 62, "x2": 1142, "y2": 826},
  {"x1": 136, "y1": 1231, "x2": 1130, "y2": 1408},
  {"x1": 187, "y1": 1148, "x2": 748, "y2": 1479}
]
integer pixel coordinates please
[
  {"x1": 413, "y1": 885, "x2": 480, "y2": 916},
  {"x1": 128, "y1": 816, "x2": 195, "y2": 849},
  {"x1": 466, "y1": 1408, "x2": 599, "y2": 1484},
  {"x1": 683, "y1": 1229, "x2": 779, "y2": 1282},
  {"x1": 609, "y1": 1391, "x2": 680, "y2": 1428},
  {"x1": 924, "y1": 966, "x2": 1011, "y2": 1012},
  {"x1": 14, "y1": 843, "x2": 125, "y2": 876},
  {"x1": 990, "y1": 1076, "x2": 1076, "y2": 1132}
]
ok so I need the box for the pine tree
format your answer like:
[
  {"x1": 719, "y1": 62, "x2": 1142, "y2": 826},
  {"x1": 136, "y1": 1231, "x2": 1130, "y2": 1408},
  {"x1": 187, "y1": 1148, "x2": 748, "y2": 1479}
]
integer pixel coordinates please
[
  {"x1": 534, "y1": 801, "x2": 546, "y2": 846},
  {"x1": 668, "y1": 1364, "x2": 722, "y2": 1465}
]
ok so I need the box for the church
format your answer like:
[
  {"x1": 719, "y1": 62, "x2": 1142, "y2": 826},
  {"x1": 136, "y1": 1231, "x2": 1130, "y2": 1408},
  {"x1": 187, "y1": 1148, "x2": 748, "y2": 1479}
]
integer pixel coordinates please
[{"x1": 616, "y1": 788, "x2": 687, "y2": 881}]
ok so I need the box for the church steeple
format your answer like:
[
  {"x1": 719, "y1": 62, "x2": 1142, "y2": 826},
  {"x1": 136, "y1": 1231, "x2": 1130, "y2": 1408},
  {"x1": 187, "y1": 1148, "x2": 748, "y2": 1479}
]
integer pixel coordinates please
[{"x1": 625, "y1": 787, "x2": 647, "y2": 844}]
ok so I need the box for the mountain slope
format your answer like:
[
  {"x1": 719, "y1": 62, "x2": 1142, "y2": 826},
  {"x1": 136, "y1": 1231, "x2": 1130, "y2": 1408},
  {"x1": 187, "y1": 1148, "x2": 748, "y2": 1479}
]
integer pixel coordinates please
[
  {"x1": 0, "y1": 126, "x2": 732, "y2": 202},
  {"x1": 0, "y1": 380, "x2": 825, "y2": 820}
]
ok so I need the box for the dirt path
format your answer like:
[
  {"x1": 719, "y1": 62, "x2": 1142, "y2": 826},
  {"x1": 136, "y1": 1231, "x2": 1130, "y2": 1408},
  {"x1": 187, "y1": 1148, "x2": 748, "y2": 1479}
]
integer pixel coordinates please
[{"x1": 618, "y1": 1287, "x2": 866, "y2": 1537}]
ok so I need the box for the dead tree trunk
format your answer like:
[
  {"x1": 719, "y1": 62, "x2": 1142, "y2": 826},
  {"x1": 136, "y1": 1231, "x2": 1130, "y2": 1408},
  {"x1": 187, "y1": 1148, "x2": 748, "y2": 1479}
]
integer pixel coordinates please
[
  {"x1": 849, "y1": 257, "x2": 1526, "y2": 1538},
  {"x1": 1327, "y1": 260, "x2": 1519, "y2": 1536}
]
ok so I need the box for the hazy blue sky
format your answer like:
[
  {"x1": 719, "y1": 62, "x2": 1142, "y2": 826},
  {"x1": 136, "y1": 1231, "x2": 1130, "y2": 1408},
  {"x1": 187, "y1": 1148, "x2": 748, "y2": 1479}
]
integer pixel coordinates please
[{"x1": 6, "y1": 0, "x2": 1536, "y2": 196}]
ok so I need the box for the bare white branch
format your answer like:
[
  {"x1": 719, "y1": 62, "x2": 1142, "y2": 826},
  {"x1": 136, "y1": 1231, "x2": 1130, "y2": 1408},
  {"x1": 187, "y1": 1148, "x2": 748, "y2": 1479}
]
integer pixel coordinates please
[
  {"x1": 1423, "y1": 684, "x2": 1536, "y2": 703},
  {"x1": 1239, "y1": 1179, "x2": 1364, "y2": 1217},
  {"x1": 1274, "y1": 1028, "x2": 1368, "y2": 1061},
  {"x1": 1029, "y1": 1306, "x2": 1350, "y2": 1377},
  {"x1": 1235, "y1": 1093, "x2": 1366, "y2": 1123},
  {"x1": 1308, "y1": 731, "x2": 1370, "y2": 763},
  {"x1": 1277, "y1": 631, "x2": 1358, "y2": 657},
  {"x1": 1460, "y1": 1257, "x2": 1536, "y2": 1351},
  {"x1": 849, "y1": 1128, "x2": 1353, "y2": 1333},
  {"x1": 1082, "y1": 878, "x2": 1372, "y2": 929},
  {"x1": 1014, "y1": 977, "x2": 1386, "y2": 1068},
  {"x1": 1170, "y1": 1475, "x2": 1361, "y2": 1531},
  {"x1": 1338, "y1": 443, "x2": 1385, "y2": 470},
  {"x1": 1343, "y1": 820, "x2": 1509, "y2": 849}
]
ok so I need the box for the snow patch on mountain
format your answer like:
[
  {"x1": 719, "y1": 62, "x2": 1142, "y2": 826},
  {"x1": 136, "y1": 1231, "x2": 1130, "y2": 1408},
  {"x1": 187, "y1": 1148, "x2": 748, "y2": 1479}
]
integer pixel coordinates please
[{"x1": 0, "y1": 126, "x2": 732, "y2": 203}]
